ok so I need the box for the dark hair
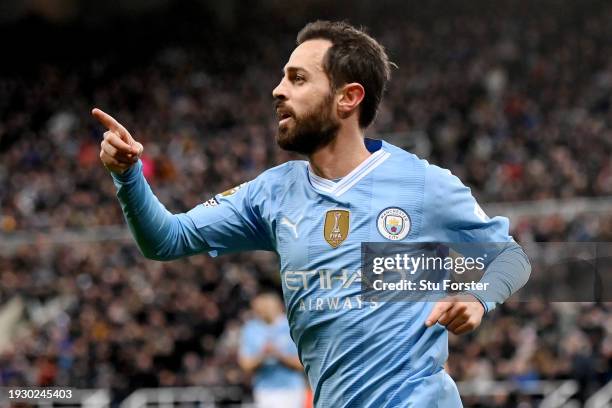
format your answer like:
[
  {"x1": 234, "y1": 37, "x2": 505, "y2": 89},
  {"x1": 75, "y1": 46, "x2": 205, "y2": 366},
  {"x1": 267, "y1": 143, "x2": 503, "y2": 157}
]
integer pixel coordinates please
[{"x1": 297, "y1": 20, "x2": 393, "y2": 128}]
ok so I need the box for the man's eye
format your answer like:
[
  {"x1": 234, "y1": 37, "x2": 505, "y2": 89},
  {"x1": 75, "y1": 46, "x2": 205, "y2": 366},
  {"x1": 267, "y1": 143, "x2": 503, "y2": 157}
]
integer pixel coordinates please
[{"x1": 294, "y1": 76, "x2": 305, "y2": 82}]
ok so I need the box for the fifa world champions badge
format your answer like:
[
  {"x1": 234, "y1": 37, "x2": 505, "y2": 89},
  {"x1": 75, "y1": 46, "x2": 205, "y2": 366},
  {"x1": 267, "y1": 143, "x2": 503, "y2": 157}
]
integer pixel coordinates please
[
  {"x1": 377, "y1": 207, "x2": 411, "y2": 240},
  {"x1": 324, "y1": 209, "x2": 350, "y2": 248}
]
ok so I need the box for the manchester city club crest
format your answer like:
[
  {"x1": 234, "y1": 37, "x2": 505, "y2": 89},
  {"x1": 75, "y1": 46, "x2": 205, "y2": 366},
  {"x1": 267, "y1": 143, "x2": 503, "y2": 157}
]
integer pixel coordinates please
[{"x1": 377, "y1": 207, "x2": 411, "y2": 240}]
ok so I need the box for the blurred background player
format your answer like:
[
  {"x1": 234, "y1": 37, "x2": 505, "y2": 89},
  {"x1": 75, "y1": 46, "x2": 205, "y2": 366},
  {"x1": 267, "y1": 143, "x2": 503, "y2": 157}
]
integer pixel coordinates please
[{"x1": 239, "y1": 292, "x2": 306, "y2": 408}]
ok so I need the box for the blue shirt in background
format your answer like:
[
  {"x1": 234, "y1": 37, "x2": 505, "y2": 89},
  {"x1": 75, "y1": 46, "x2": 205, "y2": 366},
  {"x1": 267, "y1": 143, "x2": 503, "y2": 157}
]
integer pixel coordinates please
[{"x1": 240, "y1": 317, "x2": 305, "y2": 390}]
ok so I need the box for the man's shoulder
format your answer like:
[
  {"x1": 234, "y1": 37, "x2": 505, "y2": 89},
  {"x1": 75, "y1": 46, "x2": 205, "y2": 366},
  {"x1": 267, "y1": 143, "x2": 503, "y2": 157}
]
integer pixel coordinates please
[
  {"x1": 423, "y1": 161, "x2": 454, "y2": 181},
  {"x1": 380, "y1": 141, "x2": 453, "y2": 181},
  {"x1": 379, "y1": 139, "x2": 430, "y2": 175},
  {"x1": 422, "y1": 161, "x2": 468, "y2": 191},
  {"x1": 379, "y1": 139, "x2": 463, "y2": 190},
  {"x1": 420, "y1": 160, "x2": 475, "y2": 213}
]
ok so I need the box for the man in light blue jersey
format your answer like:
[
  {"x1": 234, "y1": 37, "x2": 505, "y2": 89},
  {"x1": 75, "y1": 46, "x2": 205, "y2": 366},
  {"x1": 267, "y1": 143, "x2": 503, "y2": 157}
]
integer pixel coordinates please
[
  {"x1": 239, "y1": 292, "x2": 306, "y2": 408},
  {"x1": 93, "y1": 20, "x2": 530, "y2": 407}
]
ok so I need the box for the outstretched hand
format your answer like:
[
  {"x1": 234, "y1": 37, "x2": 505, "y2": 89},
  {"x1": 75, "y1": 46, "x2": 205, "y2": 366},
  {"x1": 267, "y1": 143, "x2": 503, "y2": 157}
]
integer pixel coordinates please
[
  {"x1": 92, "y1": 108, "x2": 143, "y2": 174},
  {"x1": 425, "y1": 293, "x2": 485, "y2": 335}
]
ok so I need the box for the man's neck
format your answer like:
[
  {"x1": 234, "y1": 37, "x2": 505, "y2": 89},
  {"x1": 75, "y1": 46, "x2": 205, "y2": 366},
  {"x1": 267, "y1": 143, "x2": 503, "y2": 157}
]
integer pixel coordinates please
[{"x1": 308, "y1": 126, "x2": 371, "y2": 180}]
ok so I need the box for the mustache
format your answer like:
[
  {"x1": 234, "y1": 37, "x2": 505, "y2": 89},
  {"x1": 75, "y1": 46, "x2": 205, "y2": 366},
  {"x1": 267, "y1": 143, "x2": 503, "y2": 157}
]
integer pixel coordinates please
[{"x1": 274, "y1": 101, "x2": 295, "y2": 115}]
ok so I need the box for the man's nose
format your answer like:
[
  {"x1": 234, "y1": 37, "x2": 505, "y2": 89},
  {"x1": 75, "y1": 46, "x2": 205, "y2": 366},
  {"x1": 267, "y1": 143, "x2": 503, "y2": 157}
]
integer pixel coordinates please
[{"x1": 272, "y1": 79, "x2": 288, "y2": 100}]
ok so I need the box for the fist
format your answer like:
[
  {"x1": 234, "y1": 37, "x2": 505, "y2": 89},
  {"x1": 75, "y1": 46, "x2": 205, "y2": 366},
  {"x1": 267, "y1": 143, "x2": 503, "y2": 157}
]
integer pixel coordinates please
[
  {"x1": 92, "y1": 108, "x2": 143, "y2": 174},
  {"x1": 425, "y1": 294, "x2": 485, "y2": 335}
]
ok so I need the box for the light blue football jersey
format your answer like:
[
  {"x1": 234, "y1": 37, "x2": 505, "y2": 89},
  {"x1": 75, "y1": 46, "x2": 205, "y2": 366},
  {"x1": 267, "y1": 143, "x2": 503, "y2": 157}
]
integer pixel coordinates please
[
  {"x1": 112, "y1": 138, "x2": 530, "y2": 408},
  {"x1": 240, "y1": 317, "x2": 305, "y2": 391}
]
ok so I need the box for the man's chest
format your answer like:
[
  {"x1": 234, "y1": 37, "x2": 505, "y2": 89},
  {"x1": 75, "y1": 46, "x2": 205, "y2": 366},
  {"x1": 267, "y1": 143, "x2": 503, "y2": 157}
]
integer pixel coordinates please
[{"x1": 274, "y1": 187, "x2": 421, "y2": 270}]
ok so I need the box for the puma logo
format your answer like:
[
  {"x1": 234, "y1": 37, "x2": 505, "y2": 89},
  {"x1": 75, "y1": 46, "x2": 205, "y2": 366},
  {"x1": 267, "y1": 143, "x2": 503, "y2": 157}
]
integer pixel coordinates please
[{"x1": 281, "y1": 214, "x2": 304, "y2": 239}]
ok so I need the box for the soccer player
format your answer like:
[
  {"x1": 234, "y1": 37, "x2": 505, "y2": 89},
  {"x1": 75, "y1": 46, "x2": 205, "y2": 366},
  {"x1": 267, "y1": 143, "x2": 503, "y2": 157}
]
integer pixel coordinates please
[
  {"x1": 93, "y1": 21, "x2": 531, "y2": 407},
  {"x1": 239, "y1": 292, "x2": 306, "y2": 408}
]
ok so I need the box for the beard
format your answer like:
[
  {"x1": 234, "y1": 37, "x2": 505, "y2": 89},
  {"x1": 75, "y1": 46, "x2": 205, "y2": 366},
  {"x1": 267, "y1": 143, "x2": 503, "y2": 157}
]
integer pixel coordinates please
[{"x1": 275, "y1": 92, "x2": 340, "y2": 155}]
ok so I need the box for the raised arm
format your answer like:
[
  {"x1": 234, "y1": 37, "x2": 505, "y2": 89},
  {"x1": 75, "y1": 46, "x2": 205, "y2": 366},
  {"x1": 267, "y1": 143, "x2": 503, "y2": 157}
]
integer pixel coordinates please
[
  {"x1": 93, "y1": 108, "x2": 274, "y2": 261},
  {"x1": 93, "y1": 108, "x2": 209, "y2": 260}
]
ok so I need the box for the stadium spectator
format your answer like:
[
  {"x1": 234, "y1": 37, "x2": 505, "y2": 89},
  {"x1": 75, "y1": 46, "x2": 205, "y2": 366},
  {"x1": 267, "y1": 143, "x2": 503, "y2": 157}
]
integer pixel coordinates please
[{"x1": 239, "y1": 292, "x2": 306, "y2": 408}]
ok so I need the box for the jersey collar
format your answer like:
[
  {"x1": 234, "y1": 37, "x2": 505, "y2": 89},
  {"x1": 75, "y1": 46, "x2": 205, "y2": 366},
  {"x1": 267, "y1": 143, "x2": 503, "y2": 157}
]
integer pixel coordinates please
[{"x1": 307, "y1": 147, "x2": 390, "y2": 197}]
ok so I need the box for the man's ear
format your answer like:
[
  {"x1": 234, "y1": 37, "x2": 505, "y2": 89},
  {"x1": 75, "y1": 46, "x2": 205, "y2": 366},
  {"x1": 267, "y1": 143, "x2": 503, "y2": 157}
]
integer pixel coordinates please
[{"x1": 336, "y1": 83, "x2": 365, "y2": 119}]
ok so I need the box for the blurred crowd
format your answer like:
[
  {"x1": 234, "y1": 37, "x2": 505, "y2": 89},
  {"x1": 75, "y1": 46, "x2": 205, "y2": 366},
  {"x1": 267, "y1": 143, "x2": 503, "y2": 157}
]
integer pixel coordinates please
[
  {"x1": 0, "y1": 243, "x2": 277, "y2": 403},
  {"x1": 1, "y1": 2, "x2": 612, "y2": 232},
  {"x1": 1, "y1": 0, "x2": 611, "y2": 406}
]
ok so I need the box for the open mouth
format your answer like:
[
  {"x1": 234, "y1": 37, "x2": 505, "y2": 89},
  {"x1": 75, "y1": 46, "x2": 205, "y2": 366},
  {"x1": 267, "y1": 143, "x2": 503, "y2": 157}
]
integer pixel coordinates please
[{"x1": 278, "y1": 111, "x2": 293, "y2": 125}]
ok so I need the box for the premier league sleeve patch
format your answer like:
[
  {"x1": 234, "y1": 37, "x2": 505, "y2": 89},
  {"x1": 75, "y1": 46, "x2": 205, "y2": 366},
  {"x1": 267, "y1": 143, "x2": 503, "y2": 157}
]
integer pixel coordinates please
[
  {"x1": 377, "y1": 207, "x2": 411, "y2": 240},
  {"x1": 203, "y1": 197, "x2": 219, "y2": 207}
]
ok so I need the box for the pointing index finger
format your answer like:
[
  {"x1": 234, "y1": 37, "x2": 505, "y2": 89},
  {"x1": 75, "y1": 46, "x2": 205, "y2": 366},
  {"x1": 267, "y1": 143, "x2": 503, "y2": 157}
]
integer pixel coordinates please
[{"x1": 91, "y1": 108, "x2": 132, "y2": 140}]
